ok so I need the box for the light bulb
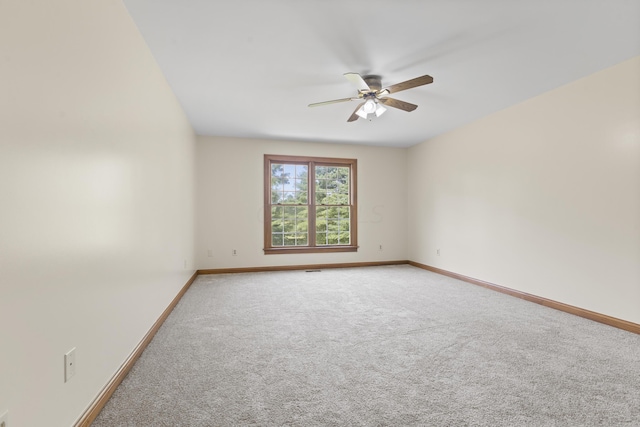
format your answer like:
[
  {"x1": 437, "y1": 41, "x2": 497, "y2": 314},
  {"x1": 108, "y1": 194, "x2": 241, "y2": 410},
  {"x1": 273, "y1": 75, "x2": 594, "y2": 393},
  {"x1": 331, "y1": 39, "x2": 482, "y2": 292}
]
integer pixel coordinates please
[
  {"x1": 363, "y1": 99, "x2": 376, "y2": 114},
  {"x1": 356, "y1": 108, "x2": 368, "y2": 119},
  {"x1": 375, "y1": 103, "x2": 387, "y2": 117}
]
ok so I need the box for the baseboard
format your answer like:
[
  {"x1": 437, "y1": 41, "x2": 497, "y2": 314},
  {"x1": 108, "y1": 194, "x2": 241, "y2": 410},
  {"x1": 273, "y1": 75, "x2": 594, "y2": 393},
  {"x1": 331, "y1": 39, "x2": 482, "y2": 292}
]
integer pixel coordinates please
[
  {"x1": 74, "y1": 271, "x2": 199, "y2": 427},
  {"x1": 198, "y1": 260, "x2": 409, "y2": 275},
  {"x1": 408, "y1": 261, "x2": 640, "y2": 335}
]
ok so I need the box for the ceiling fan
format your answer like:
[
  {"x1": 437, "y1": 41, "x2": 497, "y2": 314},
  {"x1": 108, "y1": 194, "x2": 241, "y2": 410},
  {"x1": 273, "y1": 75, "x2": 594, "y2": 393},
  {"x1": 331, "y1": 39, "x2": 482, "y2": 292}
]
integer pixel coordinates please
[{"x1": 308, "y1": 73, "x2": 434, "y2": 122}]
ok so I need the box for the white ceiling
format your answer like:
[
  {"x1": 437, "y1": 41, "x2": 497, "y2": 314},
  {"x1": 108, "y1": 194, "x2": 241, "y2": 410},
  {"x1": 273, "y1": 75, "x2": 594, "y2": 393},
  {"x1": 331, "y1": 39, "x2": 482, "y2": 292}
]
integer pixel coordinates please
[{"x1": 123, "y1": 0, "x2": 640, "y2": 147}]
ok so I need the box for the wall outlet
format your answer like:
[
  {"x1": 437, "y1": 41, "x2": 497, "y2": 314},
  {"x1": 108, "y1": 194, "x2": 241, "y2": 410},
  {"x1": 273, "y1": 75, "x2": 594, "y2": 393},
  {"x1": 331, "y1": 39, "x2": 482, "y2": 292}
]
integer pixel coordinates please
[
  {"x1": 437, "y1": 249, "x2": 440, "y2": 256},
  {"x1": 378, "y1": 244, "x2": 383, "y2": 251},
  {"x1": 0, "y1": 410, "x2": 8, "y2": 427},
  {"x1": 64, "y1": 348, "x2": 76, "y2": 383},
  {"x1": 232, "y1": 249, "x2": 237, "y2": 256},
  {"x1": 207, "y1": 249, "x2": 213, "y2": 257}
]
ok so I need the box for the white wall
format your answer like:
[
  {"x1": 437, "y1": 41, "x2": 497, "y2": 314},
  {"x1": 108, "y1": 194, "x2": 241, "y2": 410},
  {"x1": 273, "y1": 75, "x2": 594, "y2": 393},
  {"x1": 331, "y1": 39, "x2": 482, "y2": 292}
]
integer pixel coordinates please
[
  {"x1": 0, "y1": 1, "x2": 196, "y2": 426},
  {"x1": 196, "y1": 136, "x2": 407, "y2": 269},
  {"x1": 407, "y1": 56, "x2": 640, "y2": 324}
]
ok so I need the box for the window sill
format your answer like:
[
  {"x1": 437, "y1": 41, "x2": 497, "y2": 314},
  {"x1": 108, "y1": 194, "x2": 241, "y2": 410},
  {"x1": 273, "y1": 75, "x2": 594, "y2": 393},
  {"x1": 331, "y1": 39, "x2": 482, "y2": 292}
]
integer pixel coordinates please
[{"x1": 264, "y1": 246, "x2": 359, "y2": 255}]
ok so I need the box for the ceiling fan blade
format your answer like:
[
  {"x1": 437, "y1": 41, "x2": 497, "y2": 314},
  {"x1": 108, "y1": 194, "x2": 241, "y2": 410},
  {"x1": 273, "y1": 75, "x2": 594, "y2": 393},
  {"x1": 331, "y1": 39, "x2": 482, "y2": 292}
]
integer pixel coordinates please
[
  {"x1": 379, "y1": 97, "x2": 418, "y2": 112},
  {"x1": 347, "y1": 102, "x2": 365, "y2": 122},
  {"x1": 383, "y1": 75, "x2": 433, "y2": 94},
  {"x1": 308, "y1": 97, "x2": 357, "y2": 107},
  {"x1": 344, "y1": 72, "x2": 371, "y2": 92}
]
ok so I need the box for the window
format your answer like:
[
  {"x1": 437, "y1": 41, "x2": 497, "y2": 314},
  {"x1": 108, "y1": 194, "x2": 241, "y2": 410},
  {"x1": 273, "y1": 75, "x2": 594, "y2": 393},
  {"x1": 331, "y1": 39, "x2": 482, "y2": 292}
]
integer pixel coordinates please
[{"x1": 264, "y1": 154, "x2": 358, "y2": 254}]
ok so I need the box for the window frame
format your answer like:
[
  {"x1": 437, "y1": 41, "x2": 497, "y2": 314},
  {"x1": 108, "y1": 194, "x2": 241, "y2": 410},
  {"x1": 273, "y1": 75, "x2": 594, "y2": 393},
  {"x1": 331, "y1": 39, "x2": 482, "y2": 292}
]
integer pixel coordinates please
[{"x1": 264, "y1": 154, "x2": 358, "y2": 255}]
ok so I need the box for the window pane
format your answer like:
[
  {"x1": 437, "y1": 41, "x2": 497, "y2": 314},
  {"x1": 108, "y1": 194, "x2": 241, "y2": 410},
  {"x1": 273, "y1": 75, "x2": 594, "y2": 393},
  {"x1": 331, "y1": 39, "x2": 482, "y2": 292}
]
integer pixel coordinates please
[
  {"x1": 271, "y1": 164, "x2": 284, "y2": 176},
  {"x1": 271, "y1": 176, "x2": 282, "y2": 190},
  {"x1": 295, "y1": 208, "x2": 308, "y2": 232},
  {"x1": 271, "y1": 207, "x2": 284, "y2": 236},
  {"x1": 282, "y1": 219, "x2": 294, "y2": 234},
  {"x1": 272, "y1": 234, "x2": 283, "y2": 246},
  {"x1": 337, "y1": 167, "x2": 349, "y2": 190},
  {"x1": 271, "y1": 175, "x2": 283, "y2": 203},
  {"x1": 313, "y1": 206, "x2": 351, "y2": 246},
  {"x1": 316, "y1": 232, "x2": 327, "y2": 246},
  {"x1": 284, "y1": 206, "x2": 296, "y2": 218},
  {"x1": 333, "y1": 206, "x2": 342, "y2": 218},
  {"x1": 283, "y1": 179, "x2": 295, "y2": 192},
  {"x1": 334, "y1": 193, "x2": 348, "y2": 205},
  {"x1": 315, "y1": 177, "x2": 327, "y2": 204},
  {"x1": 327, "y1": 216, "x2": 338, "y2": 228},
  {"x1": 316, "y1": 189, "x2": 327, "y2": 204},
  {"x1": 296, "y1": 165, "x2": 308, "y2": 179},
  {"x1": 282, "y1": 191, "x2": 296, "y2": 203},
  {"x1": 271, "y1": 165, "x2": 285, "y2": 200},
  {"x1": 338, "y1": 231, "x2": 350, "y2": 245},
  {"x1": 315, "y1": 166, "x2": 349, "y2": 206},
  {"x1": 296, "y1": 167, "x2": 308, "y2": 204},
  {"x1": 273, "y1": 163, "x2": 308, "y2": 205},
  {"x1": 271, "y1": 217, "x2": 283, "y2": 233},
  {"x1": 271, "y1": 191, "x2": 283, "y2": 204},
  {"x1": 283, "y1": 164, "x2": 295, "y2": 177},
  {"x1": 275, "y1": 206, "x2": 308, "y2": 246},
  {"x1": 296, "y1": 233, "x2": 308, "y2": 246},
  {"x1": 316, "y1": 206, "x2": 327, "y2": 231},
  {"x1": 282, "y1": 207, "x2": 296, "y2": 235},
  {"x1": 327, "y1": 233, "x2": 339, "y2": 245},
  {"x1": 272, "y1": 206, "x2": 283, "y2": 218}
]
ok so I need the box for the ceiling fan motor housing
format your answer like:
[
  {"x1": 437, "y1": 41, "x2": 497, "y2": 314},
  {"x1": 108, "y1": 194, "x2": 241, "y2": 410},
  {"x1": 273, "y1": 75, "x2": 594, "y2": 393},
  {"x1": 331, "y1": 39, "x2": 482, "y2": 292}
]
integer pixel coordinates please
[{"x1": 362, "y1": 75, "x2": 382, "y2": 92}]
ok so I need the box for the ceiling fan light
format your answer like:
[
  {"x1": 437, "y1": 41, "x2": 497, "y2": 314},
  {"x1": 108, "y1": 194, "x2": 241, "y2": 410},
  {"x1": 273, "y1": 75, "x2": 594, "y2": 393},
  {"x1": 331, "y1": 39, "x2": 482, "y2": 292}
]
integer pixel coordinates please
[
  {"x1": 355, "y1": 108, "x2": 368, "y2": 119},
  {"x1": 363, "y1": 99, "x2": 376, "y2": 114},
  {"x1": 375, "y1": 103, "x2": 387, "y2": 117}
]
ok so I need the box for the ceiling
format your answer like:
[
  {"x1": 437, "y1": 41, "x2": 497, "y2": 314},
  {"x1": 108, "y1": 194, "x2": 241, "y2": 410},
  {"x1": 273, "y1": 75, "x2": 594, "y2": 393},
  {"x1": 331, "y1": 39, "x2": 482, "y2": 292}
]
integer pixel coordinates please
[{"x1": 123, "y1": 0, "x2": 640, "y2": 147}]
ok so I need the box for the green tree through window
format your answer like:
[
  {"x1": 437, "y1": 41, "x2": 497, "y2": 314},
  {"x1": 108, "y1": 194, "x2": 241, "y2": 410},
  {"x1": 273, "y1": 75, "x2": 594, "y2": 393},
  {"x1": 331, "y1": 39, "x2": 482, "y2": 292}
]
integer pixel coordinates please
[{"x1": 264, "y1": 155, "x2": 357, "y2": 254}]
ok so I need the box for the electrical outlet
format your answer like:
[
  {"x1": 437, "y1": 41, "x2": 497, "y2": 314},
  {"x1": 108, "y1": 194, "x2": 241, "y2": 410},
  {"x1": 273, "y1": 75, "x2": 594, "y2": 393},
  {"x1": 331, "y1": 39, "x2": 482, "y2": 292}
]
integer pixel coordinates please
[
  {"x1": 0, "y1": 410, "x2": 8, "y2": 427},
  {"x1": 64, "y1": 348, "x2": 76, "y2": 382},
  {"x1": 437, "y1": 249, "x2": 440, "y2": 256},
  {"x1": 207, "y1": 249, "x2": 213, "y2": 257},
  {"x1": 378, "y1": 244, "x2": 383, "y2": 251},
  {"x1": 232, "y1": 249, "x2": 237, "y2": 256}
]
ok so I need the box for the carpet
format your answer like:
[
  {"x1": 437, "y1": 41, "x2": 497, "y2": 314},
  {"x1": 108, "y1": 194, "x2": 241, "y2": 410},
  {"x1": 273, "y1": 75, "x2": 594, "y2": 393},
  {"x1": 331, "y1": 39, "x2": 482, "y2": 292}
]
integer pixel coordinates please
[{"x1": 92, "y1": 265, "x2": 640, "y2": 426}]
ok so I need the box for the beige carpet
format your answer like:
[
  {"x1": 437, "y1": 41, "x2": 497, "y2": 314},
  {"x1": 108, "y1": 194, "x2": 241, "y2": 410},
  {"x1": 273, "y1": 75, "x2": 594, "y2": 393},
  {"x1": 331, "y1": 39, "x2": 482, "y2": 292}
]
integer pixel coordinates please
[{"x1": 93, "y1": 265, "x2": 640, "y2": 426}]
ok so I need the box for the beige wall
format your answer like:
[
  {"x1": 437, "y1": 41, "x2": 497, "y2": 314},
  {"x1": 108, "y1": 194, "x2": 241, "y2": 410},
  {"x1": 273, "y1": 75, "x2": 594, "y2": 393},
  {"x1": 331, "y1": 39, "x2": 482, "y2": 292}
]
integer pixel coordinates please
[
  {"x1": 407, "y1": 56, "x2": 640, "y2": 324},
  {"x1": 0, "y1": 1, "x2": 196, "y2": 426},
  {"x1": 196, "y1": 136, "x2": 407, "y2": 269}
]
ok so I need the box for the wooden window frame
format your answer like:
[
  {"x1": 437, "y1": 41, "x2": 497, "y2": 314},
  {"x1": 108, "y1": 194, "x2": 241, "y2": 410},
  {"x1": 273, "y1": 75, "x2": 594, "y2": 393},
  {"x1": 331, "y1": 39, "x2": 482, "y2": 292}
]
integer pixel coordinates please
[{"x1": 264, "y1": 154, "x2": 358, "y2": 255}]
